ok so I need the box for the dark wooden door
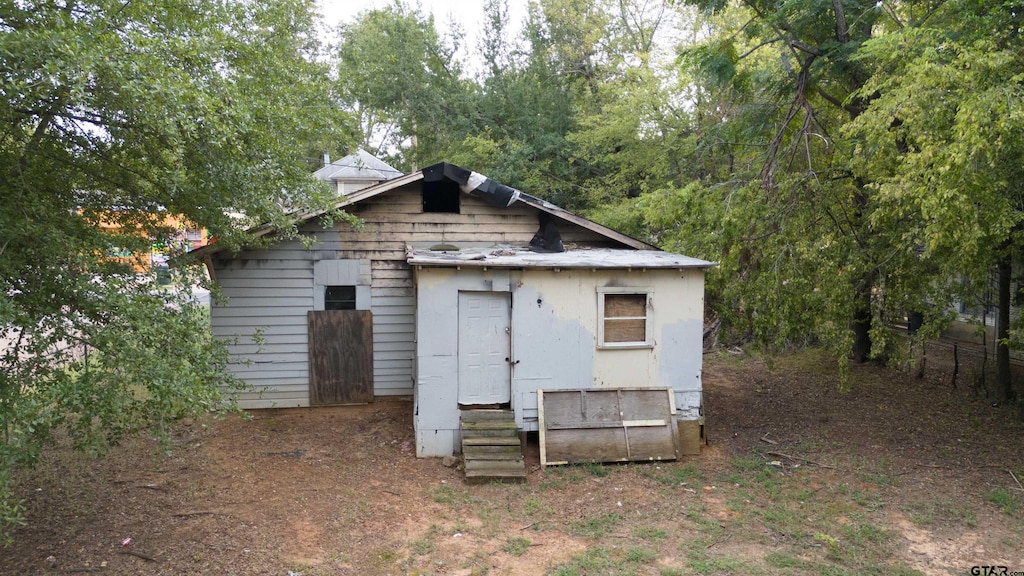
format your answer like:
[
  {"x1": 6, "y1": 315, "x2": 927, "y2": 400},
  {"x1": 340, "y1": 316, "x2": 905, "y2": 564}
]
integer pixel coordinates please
[{"x1": 308, "y1": 310, "x2": 374, "y2": 405}]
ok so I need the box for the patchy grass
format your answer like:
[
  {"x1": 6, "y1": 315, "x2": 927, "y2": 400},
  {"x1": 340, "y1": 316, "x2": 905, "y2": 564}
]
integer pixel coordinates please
[
  {"x1": 905, "y1": 498, "x2": 978, "y2": 528},
  {"x1": 539, "y1": 466, "x2": 587, "y2": 490},
  {"x1": 577, "y1": 462, "x2": 611, "y2": 477},
  {"x1": 502, "y1": 536, "x2": 531, "y2": 557},
  {"x1": 548, "y1": 545, "x2": 661, "y2": 576},
  {"x1": 569, "y1": 512, "x2": 622, "y2": 538},
  {"x1": 640, "y1": 462, "x2": 702, "y2": 486},
  {"x1": 409, "y1": 525, "x2": 439, "y2": 556},
  {"x1": 6, "y1": 350, "x2": 1022, "y2": 576},
  {"x1": 633, "y1": 526, "x2": 668, "y2": 540},
  {"x1": 985, "y1": 488, "x2": 1020, "y2": 515},
  {"x1": 430, "y1": 483, "x2": 471, "y2": 508}
]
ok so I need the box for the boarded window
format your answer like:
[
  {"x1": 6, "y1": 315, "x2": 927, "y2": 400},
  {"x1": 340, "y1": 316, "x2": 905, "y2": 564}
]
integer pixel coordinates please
[
  {"x1": 598, "y1": 289, "x2": 651, "y2": 347},
  {"x1": 325, "y1": 285, "x2": 356, "y2": 310}
]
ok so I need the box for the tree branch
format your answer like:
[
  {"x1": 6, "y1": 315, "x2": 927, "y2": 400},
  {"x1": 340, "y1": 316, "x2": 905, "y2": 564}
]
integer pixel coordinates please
[
  {"x1": 832, "y1": 0, "x2": 849, "y2": 43},
  {"x1": 880, "y1": 0, "x2": 904, "y2": 29},
  {"x1": 789, "y1": 39, "x2": 823, "y2": 56},
  {"x1": 738, "y1": 37, "x2": 785, "y2": 60}
]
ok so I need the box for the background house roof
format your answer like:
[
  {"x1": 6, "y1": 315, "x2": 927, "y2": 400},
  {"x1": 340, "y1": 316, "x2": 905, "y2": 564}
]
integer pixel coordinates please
[{"x1": 313, "y1": 149, "x2": 404, "y2": 184}]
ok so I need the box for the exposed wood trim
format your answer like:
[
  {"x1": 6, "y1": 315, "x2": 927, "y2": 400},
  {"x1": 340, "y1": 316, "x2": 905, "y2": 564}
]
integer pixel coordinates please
[
  {"x1": 203, "y1": 255, "x2": 216, "y2": 283},
  {"x1": 538, "y1": 389, "x2": 548, "y2": 467}
]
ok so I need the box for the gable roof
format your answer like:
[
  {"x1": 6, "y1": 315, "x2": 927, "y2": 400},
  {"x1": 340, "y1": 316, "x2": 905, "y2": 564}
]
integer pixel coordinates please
[
  {"x1": 190, "y1": 162, "x2": 658, "y2": 258},
  {"x1": 312, "y1": 149, "x2": 403, "y2": 183}
]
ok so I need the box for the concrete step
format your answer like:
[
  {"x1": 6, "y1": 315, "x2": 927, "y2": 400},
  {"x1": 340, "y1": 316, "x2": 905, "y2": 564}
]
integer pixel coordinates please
[
  {"x1": 464, "y1": 453, "x2": 525, "y2": 461},
  {"x1": 463, "y1": 444, "x2": 522, "y2": 459},
  {"x1": 461, "y1": 409, "x2": 525, "y2": 483}
]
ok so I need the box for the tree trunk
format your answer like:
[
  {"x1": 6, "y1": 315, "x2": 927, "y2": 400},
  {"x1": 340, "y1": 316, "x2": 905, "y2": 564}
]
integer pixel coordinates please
[
  {"x1": 850, "y1": 179, "x2": 874, "y2": 363},
  {"x1": 996, "y1": 251, "x2": 1013, "y2": 402},
  {"x1": 851, "y1": 277, "x2": 872, "y2": 362}
]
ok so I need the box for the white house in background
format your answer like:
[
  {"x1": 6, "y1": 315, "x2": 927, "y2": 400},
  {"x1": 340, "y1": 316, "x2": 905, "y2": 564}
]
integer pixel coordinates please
[
  {"x1": 189, "y1": 161, "x2": 714, "y2": 473},
  {"x1": 313, "y1": 149, "x2": 403, "y2": 195}
]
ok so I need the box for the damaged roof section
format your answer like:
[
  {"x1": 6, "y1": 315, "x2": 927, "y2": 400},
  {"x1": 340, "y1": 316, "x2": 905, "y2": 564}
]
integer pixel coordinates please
[
  {"x1": 423, "y1": 162, "x2": 657, "y2": 251},
  {"x1": 189, "y1": 161, "x2": 661, "y2": 258},
  {"x1": 407, "y1": 245, "x2": 714, "y2": 270},
  {"x1": 423, "y1": 162, "x2": 521, "y2": 208}
]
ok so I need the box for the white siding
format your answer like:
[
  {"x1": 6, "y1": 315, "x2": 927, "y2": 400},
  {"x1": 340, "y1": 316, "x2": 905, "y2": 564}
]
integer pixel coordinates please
[
  {"x1": 211, "y1": 225, "x2": 341, "y2": 408},
  {"x1": 212, "y1": 181, "x2": 638, "y2": 407}
]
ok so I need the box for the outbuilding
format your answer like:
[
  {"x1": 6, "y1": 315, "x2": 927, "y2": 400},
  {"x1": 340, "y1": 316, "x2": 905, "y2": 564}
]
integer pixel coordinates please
[{"x1": 191, "y1": 161, "x2": 713, "y2": 475}]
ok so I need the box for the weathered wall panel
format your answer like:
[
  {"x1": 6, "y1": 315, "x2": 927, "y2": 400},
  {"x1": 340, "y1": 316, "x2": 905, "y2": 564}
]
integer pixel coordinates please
[
  {"x1": 210, "y1": 227, "x2": 346, "y2": 408},
  {"x1": 413, "y1": 265, "x2": 706, "y2": 457},
  {"x1": 538, "y1": 388, "x2": 678, "y2": 466},
  {"x1": 211, "y1": 179, "x2": 649, "y2": 410}
]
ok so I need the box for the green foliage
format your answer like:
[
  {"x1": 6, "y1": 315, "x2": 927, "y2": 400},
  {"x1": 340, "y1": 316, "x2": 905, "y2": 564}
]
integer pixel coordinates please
[
  {"x1": 0, "y1": 0, "x2": 348, "y2": 541},
  {"x1": 0, "y1": 271, "x2": 245, "y2": 541},
  {"x1": 617, "y1": 0, "x2": 1024, "y2": 370},
  {"x1": 846, "y1": 0, "x2": 1024, "y2": 315},
  {"x1": 328, "y1": 0, "x2": 1024, "y2": 378},
  {"x1": 333, "y1": 2, "x2": 473, "y2": 170},
  {"x1": 335, "y1": 0, "x2": 690, "y2": 212},
  {"x1": 654, "y1": 0, "x2": 892, "y2": 358}
]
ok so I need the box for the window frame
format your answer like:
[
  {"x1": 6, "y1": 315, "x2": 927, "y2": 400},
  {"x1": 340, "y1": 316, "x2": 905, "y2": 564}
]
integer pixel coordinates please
[
  {"x1": 596, "y1": 287, "x2": 653, "y2": 349},
  {"x1": 324, "y1": 285, "x2": 357, "y2": 311}
]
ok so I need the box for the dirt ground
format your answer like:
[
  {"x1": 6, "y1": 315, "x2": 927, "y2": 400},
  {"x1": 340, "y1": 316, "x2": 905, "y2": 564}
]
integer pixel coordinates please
[{"x1": 3, "y1": 346, "x2": 1024, "y2": 575}]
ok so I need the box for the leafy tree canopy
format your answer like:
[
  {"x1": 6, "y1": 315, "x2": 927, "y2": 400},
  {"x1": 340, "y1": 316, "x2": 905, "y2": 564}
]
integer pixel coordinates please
[
  {"x1": 845, "y1": 0, "x2": 1024, "y2": 398},
  {"x1": 0, "y1": 0, "x2": 349, "y2": 540}
]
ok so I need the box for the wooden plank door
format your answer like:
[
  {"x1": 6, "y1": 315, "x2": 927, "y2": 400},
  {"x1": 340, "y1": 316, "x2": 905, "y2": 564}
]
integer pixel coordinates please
[
  {"x1": 458, "y1": 292, "x2": 511, "y2": 405},
  {"x1": 308, "y1": 310, "x2": 374, "y2": 405}
]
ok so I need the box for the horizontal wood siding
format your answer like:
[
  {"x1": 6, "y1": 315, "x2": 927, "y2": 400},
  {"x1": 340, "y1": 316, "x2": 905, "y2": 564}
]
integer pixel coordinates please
[
  {"x1": 211, "y1": 227, "x2": 341, "y2": 409},
  {"x1": 212, "y1": 180, "x2": 638, "y2": 406},
  {"x1": 333, "y1": 184, "x2": 626, "y2": 398}
]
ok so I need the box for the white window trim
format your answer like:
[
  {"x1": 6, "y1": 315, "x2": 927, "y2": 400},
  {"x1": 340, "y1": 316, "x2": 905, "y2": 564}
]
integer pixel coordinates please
[{"x1": 597, "y1": 287, "x2": 653, "y2": 349}]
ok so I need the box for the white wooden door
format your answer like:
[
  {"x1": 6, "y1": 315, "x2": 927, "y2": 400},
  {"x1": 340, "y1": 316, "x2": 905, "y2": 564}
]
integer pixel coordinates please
[{"x1": 458, "y1": 292, "x2": 511, "y2": 405}]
